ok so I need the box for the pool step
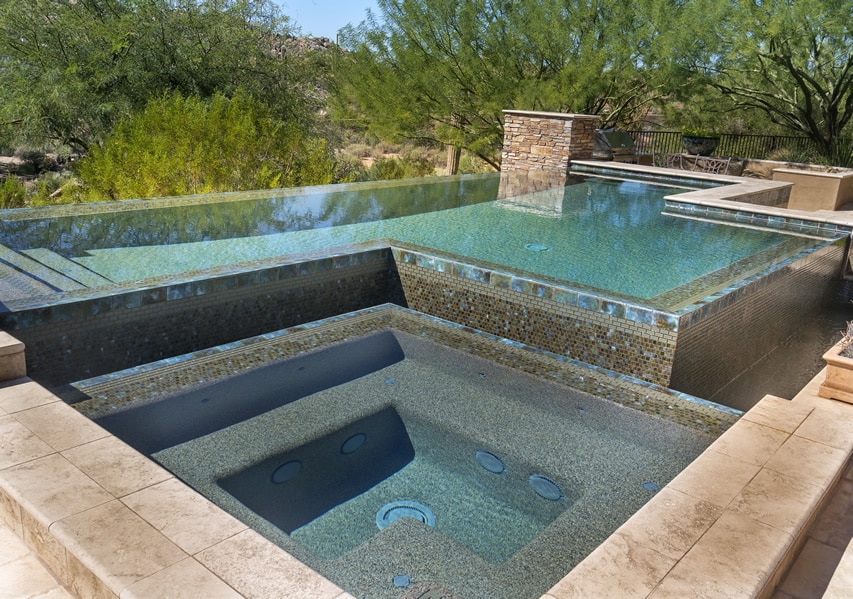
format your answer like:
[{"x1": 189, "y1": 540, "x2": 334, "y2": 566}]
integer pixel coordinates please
[
  {"x1": 0, "y1": 244, "x2": 85, "y2": 293},
  {"x1": 0, "y1": 260, "x2": 55, "y2": 301},
  {"x1": 21, "y1": 248, "x2": 113, "y2": 288}
]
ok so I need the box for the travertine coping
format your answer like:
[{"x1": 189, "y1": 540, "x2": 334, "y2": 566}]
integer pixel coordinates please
[
  {"x1": 0, "y1": 331, "x2": 25, "y2": 381},
  {"x1": 1, "y1": 364, "x2": 852, "y2": 598},
  {"x1": 502, "y1": 110, "x2": 601, "y2": 121},
  {"x1": 543, "y1": 374, "x2": 853, "y2": 599},
  {"x1": 0, "y1": 378, "x2": 355, "y2": 599}
]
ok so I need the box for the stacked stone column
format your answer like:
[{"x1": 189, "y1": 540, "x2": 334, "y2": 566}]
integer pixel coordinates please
[{"x1": 499, "y1": 110, "x2": 600, "y2": 197}]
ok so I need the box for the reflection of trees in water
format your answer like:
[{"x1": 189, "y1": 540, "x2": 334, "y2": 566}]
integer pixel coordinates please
[
  {"x1": 560, "y1": 178, "x2": 795, "y2": 289},
  {"x1": 0, "y1": 176, "x2": 499, "y2": 256}
]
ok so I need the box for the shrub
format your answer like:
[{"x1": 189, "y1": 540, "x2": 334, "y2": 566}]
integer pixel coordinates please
[
  {"x1": 28, "y1": 173, "x2": 70, "y2": 206},
  {"x1": 0, "y1": 175, "x2": 27, "y2": 209},
  {"x1": 367, "y1": 156, "x2": 436, "y2": 180},
  {"x1": 458, "y1": 153, "x2": 492, "y2": 174},
  {"x1": 77, "y1": 91, "x2": 337, "y2": 201},
  {"x1": 333, "y1": 153, "x2": 369, "y2": 183}
]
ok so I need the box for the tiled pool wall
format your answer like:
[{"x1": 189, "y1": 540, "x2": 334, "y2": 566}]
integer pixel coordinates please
[
  {"x1": 74, "y1": 304, "x2": 738, "y2": 444},
  {"x1": 670, "y1": 239, "x2": 846, "y2": 398},
  {"x1": 393, "y1": 250, "x2": 678, "y2": 386},
  {"x1": 0, "y1": 245, "x2": 403, "y2": 389}
]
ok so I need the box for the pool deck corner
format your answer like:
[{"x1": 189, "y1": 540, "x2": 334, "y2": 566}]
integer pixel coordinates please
[
  {"x1": 0, "y1": 349, "x2": 851, "y2": 598},
  {"x1": 543, "y1": 371, "x2": 853, "y2": 599}
]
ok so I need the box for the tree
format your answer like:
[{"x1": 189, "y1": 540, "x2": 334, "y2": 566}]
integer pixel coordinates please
[
  {"x1": 683, "y1": 0, "x2": 853, "y2": 164},
  {"x1": 332, "y1": 0, "x2": 681, "y2": 168},
  {"x1": 0, "y1": 0, "x2": 312, "y2": 152}
]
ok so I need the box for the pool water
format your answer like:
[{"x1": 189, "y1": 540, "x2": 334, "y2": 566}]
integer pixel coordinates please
[
  {"x1": 0, "y1": 173, "x2": 819, "y2": 307},
  {"x1": 86, "y1": 325, "x2": 714, "y2": 599}
]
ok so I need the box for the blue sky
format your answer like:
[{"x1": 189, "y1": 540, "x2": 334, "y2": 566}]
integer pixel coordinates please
[{"x1": 278, "y1": 1, "x2": 379, "y2": 40}]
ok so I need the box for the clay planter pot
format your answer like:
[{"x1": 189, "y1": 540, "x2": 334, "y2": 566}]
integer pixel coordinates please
[{"x1": 818, "y1": 341, "x2": 853, "y2": 404}]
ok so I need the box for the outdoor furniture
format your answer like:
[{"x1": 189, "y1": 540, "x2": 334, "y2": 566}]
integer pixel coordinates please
[{"x1": 654, "y1": 152, "x2": 732, "y2": 174}]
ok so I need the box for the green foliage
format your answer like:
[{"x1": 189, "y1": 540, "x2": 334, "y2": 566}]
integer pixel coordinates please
[
  {"x1": 0, "y1": 0, "x2": 311, "y2": 152},
  {"x1": 680, "y1": 0, "x2": 853, "y2": 166},
  {"x1": 0, "y1": 176, "x2": 27, "y2": 209},
  {"x1": 367, "y1": 156, "x2": 436, "y2": 180},
  {"x1": 76, "y1": 92, "x2": 337, "y2": 200},
  {"x1": 332, "y1": 154, "x2": 369, "y2": 183},
  {"x1": 458, "y1": 153, "x2": 492, "y2": 174},
  {"x1": 333, "y1": 0, "x2": 680, "y2": 167}
]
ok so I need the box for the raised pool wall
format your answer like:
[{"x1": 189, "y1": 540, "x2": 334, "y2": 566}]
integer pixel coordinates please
[
  {"x1": 0, "y1": 112, "x2": 850, "y2": 400},
  {"x1": 0, "y1": 244, "x2": 404, "y2": 389}
]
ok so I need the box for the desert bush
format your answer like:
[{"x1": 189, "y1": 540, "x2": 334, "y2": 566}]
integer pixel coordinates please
[
  {"x1": 333, "y1": 153, "x2": 369, "y2": 183},
  {"x1": 459, "y1": 153, "x2": 492, "y2": 174},
  {"x1": 346, "y1": 143, "x2": 374, "y2": 158},
  {"x1": 765, "y1": 146, "x2": 825, "y2": 166},
  {"x1": 77, "y1": 91, "x2": 337, "y2": 201},
  {"x1": 27, "y1": 173, "x2": 71, "y2": 206},
  {"x1": 0, "y1": 175, "x2": 26, "y2": 209},
  {"x1": 367, "y1": 156, "x2": 435, "y2": 180}
]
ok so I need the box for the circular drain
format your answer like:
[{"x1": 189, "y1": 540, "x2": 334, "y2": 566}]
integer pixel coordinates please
[
  {"x1": 475, "y1": 450, "x2": 506, "y2": 474},
  {"x1": 270, "y1": 460, "x2": 302, "y2": 484},
  {"x1": 524, "y1": 243, "x2": 551, "y2": 252},
  {"x1": 376, "y1": 501, "x2": 436, "y2": 530},
  {"x1": 340, "y1": 433, "x2": 367, "y2": 455},
  {"x1": 529, "y1": 474, "x2": 564, "y2": 501}
]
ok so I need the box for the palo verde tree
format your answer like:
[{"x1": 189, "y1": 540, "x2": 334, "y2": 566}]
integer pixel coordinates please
[
  {"x1": 0, "y1": 0, "x2": 313, "y2": 153},
  {"x1": 682, "y1": 0, "x2": 853, "y2": 165},
  {"x1": 332, "y1": 0, "x2": 682, "y2": 169}
]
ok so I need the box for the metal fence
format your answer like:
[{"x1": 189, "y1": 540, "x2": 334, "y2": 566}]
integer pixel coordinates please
[{"x1": 624, "y1": 130, "x2": 818, "y2": 160}]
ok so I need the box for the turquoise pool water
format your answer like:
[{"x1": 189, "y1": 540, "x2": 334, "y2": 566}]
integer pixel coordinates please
[{"x1": 0, "y1": 173, "x2": 819, "y2": 306}]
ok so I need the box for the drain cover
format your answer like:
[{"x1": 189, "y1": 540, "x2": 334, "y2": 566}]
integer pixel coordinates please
[
  {"x1": 376, "y1": 501, "x2": 436, "y2": 529},
  {"x1": 529, "y1": 474, "x2": 564, "y2": 501},
  {"x1": 524, "y1": 243, "x2": 551, "y2": 252},
  {"x1": 475, "y1": 450, "x2": 506, "y2": 474}
]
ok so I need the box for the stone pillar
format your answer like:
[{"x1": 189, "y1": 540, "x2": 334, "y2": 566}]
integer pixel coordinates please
[
  {"x1": 498, "y1": 111, "x2": 599, "y2": 202},
  {"x1": 500, "y1": 110, "x2": 599, "y2": 180}
]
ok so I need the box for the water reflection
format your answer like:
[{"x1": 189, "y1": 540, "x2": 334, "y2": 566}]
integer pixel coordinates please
[{"x1": 0, "y1": 175, "x2": 500, "y2": 257}]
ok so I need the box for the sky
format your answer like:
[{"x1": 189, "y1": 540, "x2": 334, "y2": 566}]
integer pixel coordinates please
[{"x1": 277, "y1": 1, "x2": 380, "y2": 40}]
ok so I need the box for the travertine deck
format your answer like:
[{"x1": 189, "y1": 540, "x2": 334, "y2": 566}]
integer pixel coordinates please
[{"x1": 0, "y1": 359, "x2": 851, "y2": 598}]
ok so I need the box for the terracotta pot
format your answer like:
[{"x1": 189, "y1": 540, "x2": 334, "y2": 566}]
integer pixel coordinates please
[{"x1": 818, "y1": 341, "x2": 853, "y2": 404}]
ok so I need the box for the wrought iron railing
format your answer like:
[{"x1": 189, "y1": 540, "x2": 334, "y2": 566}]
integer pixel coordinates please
[{"x1": 624, "y1": 130, "x2": 818, "y2": 160}]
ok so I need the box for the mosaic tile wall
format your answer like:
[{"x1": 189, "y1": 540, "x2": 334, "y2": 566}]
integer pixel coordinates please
[
  {"x1": 394, "y1": 259, "x2": 679, "y2": 387},
  {"x1": 670, "y1": 240, "x2": 846, "y2": 398},
  {"x1": 74, "y1": 304, "x2": 740, "y2": 439},
  {"x1": 6, "y1": 249, "x2": 402, "y2": 389}
]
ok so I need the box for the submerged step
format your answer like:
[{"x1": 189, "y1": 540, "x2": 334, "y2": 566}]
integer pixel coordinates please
[
  {"x1": 21, "y1": 248, "x2": 113, "y2": 288},
  {"x1": 0, "y1": 260, "x2": 55, "y2": 301},
  {"x1": 0, "y1": 244, "x2": 85, "y2": 292}
]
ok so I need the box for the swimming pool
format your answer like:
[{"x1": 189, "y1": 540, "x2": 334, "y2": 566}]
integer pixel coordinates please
[
  {"x1": 0, "y1": 172, "x2": 820, "y2": 308},
  {"x1": 2, "y1": 165, "x2": 848, "y2": 401},
  {"x1": 74, "y1": 306, "x2": 725, "y2": 599}
]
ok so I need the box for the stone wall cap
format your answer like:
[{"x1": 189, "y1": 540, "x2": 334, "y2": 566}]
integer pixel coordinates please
[
  {"x1": 0, "y1": 331, "x2": 24, "y2": 355},
  {"x1": 503, "y1": 110, "x2": 600, "y2": 121}
]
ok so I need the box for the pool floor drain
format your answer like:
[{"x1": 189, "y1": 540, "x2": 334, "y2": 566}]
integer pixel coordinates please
[
  {"x1": 524, "y1": 243, "x2": 551, "y2": 252},
  {"x1": 376, "y1": 501, "x2": 436, "y2": 529}
]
